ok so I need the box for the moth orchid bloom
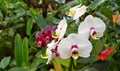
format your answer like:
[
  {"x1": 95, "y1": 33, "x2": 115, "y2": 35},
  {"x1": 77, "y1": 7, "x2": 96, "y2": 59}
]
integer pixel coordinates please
[
  {"x1": 98, "y1": 47, "x2": 114, "y2": 60},
  {"x1": 78, "y1": 15, "x2": 106, "y2": 39},
  {"x1": 68, "y1": 4, "x2": 87, "y2": 22},
  {"x1": 35, "y1": 25, "x2": 56, "y2": 47},
  {"x1": 43, "y1": 40, "x2": 59, "y2": 64},
  {"x1": 58, "y1": 34, "x2": 92, "y2": 60},
  {"x1": 54, "y1": 17, "x2": 67, "y2": 41}
]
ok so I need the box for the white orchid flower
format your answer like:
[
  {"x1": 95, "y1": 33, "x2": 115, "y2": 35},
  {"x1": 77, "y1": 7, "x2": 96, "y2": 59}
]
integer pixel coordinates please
[
  {"x1": 54, "y1": 17, "x2": 67, "y2": 41},
  {"x1": 58, "y1": 33, "x2": 92, "y2": 60},
  {"x1": 68, "y1": 4, "x2": 87, "y2": 22},
  {"x1": 43, "y1": 40, "x2": 59, "y2": 64},
  {"x1": 78, "y1": 15, "x2": 106, "y2": 39},
  {"x1": 44, "y1": 17, "x2": 67, "y2": 64}
]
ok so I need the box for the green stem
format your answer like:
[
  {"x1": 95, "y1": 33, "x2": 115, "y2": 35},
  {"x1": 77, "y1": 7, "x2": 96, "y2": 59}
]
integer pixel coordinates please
[
  {"x1": 52, "y1": 59, "x2": 63, "y2": 71},
  {"x1": 68, "y1": 57, "x2": 76, "y2": 71},
  {"x1": 68, "y1": 58, "x2": 73, "y2": 71}
]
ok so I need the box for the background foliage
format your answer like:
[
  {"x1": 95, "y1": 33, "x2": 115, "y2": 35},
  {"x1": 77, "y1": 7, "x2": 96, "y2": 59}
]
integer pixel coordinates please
[{"x1": 0, "y1": 0, "x2": 120, "y2": 71}]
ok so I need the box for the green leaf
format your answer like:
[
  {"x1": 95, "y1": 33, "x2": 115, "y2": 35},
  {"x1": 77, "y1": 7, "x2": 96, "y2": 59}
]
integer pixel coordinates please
[
  {"x1": 8, "y1": 67, "x2": 29, "y2": 71},
  {"x1": 34, "y1": 15, "x2": 47, "y2": 28},
  {"x1": 55, "y1": 58, "x2": 70, "y2": 67},
  {"x1": 14, "y1": 34, "x2": 24, "y2": 67},
  {"x1": 29, "y1": 8, "x2": 37, "y2": 15},
  {"x1": 88, "y1": 0, "x2": 106, "y2": 10},
  {"x1": 0, "y1": 56, "x2": 11, "y2": 69},
  {"x1": 26, "y1": 17, "x2": 33, "y2": 36},
  {"x1": 90, "y1": 38, "x2": 105, "y2": 57},
  {"x1": 22, "y1": 37, "x2": 29, "y2": 66},
  {"x1": 77, "y1": 57, "x2": 98, "y2": 64},
  {"x1": 99, "y1": 6, "x2": 113, "y2": 23},
  {"x1": 91, "y1": 40, "x2": 102, "y2": 56}
]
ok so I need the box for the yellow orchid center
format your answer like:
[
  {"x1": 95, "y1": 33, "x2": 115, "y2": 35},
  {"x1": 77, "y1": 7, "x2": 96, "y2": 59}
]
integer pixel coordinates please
[
  {"x1": 45, "y1": 51, "x2": 49, "y2": 57},
  {"x1": 69, "y1": 10, "x2": 74, "y2": 16},
  {"x1": 54, "y1": 30, "x2": 60, "y2": 38}
]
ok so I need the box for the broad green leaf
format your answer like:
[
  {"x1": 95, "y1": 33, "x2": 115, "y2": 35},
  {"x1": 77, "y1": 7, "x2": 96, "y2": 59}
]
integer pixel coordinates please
[
  {"x1": 14, "y1": 34, "x2": 24, "y2": 67},
  {"x1": 22, "y1": 37, "x2": 29, "y2": 66},
  {"x1": 29, "y1": 8, "x2": 37, "y2": 15},
  {"x1": 26, "y1": 17, "x2": 33, "y2": 36},
  {"x1": 34, "y1": 15, "x2": 47, "y2": 28},
  {"x1": 55, "y1": 58, "x2": 70, "y2": 67},
  {"x1": 88, "y1": 0, "x2": 106, "y2": 10},
  {"x1": 0, "y1": 56, "x2": 11, "y2": 69},
  {"x1": 99, "y1": 6, "x2": 113, "y2": 22},
  {"x1": 91, "y1": 39, "x2": 105, "y2": 55},
  {"x1": 8, "y1": 67, "x2": 29, "y2": 71}
]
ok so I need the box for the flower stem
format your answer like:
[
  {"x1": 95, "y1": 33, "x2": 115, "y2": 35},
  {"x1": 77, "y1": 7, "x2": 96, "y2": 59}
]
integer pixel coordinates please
[
  {"x1": 52, "y1": 59, "x2": 63, "y2": 71},
  {"x1": 68, "y1": 58, "x2": 76, "y2": 71}
]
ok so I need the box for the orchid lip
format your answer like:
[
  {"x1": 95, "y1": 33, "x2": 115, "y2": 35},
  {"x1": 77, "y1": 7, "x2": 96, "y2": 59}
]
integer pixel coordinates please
[
  {"x1": 90, "y1": 27, "x2": 99, "y2": 39},
  {"x1": 71, "y1": 45, "x2": 78, "y2": 49},
  {"x1": 90, "y1": 27, "x2": 95, "y2": 30},
  {"x1": 71, "y1": 45, "x2": 79, "y2": 59}
]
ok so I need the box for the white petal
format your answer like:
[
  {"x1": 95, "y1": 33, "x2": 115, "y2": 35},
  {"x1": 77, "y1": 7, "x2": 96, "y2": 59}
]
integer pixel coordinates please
[
  {"x1": 67, "y1": 34, "x2": 92, "y2": 58},
  {"x1": 56, "y1": 17, "x2": 67, "y2": 40},
  {"x1": 76, "y1": 39, "x2": 92, "y2": 58},
  {"x1": 68, "y1": 4, "x2": 81, "y2": 17},
  {"x1": 84, "y1": 15, "x2": 94, "y2": 25},
  {"x1": 97, "y1": 32, "x2": 103, "y2": 37},
  {"x1": 73, "y1": 5, "x2": 87, "y2": 20},
  {"x1": 58, "y1": 37, "x2": 72, "y2": 59},
  {"x1": 47, "y1": 40, "x2": 57, "y2": 50},
  {"x1": 46, "y1": 49, "x2": 53, "y2": 64},
  {"x1": 78, "y1": 22, "x2": 90, "y2": 39},
  {"x1": 93, "y1": 17, "x2": 106, "y2": 34}
]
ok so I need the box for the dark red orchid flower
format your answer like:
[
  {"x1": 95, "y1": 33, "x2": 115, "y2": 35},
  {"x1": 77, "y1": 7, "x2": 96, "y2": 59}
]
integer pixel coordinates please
[
  {"x1": 98, "y1": 47, "x2": 114, "y2": 60},
  {"x1": 35, "y1": 25, "x2": 57, "y2": 48}
]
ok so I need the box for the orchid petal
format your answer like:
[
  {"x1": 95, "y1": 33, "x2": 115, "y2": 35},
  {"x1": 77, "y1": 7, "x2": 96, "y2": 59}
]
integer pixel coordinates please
[
  {"x1": 46, "y1": 49, "x2": 53, "y2": 64},
  {"x1": 56, "y1": 17, "x2": 67, "y2": 40},
  {"x1": 73, "y1": 5, "x2": 87, "y2": 20},
  {"x1": 93, "y1": 17, "x2": 106, "y2": 37},
  {"x1": 68, "y1": 4, "x2": 81, "y2": 17},
  {"x1": 58, "y1": 38, "x2": 73, "y2": 59},
  {"x1": 58, "y1": 34, "x2": 92, "y2": 59},
  {"x1": 84, "y1": 15, "x2": 94, "y2": 24},
  {"x1": 78, "y1": 22, "x2": 90, "y2": 39},
  {"x1": 67, "y1": 34, "x2": 92, "y2": 58},
  {"x1": 47, "y1": 40, "x2": 57, "y2": 50}
]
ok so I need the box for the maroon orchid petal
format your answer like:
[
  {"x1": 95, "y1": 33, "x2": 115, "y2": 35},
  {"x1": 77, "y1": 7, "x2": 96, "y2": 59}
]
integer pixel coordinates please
[
  {"x1": 35, "y1": 25, "x2": 55, "y2": 48},
  {"x1": 35, "y1": 31, "x2": 42, "y2": 40},
  {"x1": 44, "y1": 25, "x2": 57, "y2": 32}
]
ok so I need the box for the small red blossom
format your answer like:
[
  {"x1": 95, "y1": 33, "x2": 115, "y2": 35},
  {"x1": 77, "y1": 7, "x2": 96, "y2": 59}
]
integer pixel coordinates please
[
  {"x1": 112, "y1": 14, "x2": 120, "y2": 23},
  {"x1": 98, "y1": 47, "x2": 114, "y2": 60}
]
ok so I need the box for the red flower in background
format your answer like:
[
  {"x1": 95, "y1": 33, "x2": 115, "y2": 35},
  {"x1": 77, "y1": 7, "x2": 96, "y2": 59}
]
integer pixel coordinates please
[
  {"x1": 98, "y1": 47, "x2": 114, "y2": 60},
  {"x1": 35, "y1": 25, "x2": 57, "y2": 47},
  {"x1": 112, "y1": 14, "x2": 120, "y2": 23}
]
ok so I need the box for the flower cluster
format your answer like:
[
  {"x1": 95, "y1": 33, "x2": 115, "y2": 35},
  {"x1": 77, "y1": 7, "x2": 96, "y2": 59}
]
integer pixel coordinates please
[
  {"x1": 36, "y1": 18, "x2": 67, "y2": 64},
  {"x1": 35, "y1": 25, "x2": 56, "y2": 47},
  {"x1": 35, "y1": 4, "x2": 110, "y2": 64}
]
